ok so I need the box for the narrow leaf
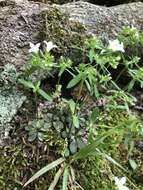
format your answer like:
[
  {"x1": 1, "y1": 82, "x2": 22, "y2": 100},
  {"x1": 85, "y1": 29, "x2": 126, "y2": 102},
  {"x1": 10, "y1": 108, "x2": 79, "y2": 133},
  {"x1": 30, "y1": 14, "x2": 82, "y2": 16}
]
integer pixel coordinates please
[
  {"x1": 74, "y1": 136, "x2": 109, "y2": 160},
  {"x1": 73, "y1": 115, "x2": 79, "y2": 128},
  {"x1": 74, "y1": 142, "x2": 98, "y2": 160},
  {"x1": 18, "y1": 79, "x2": 34, "y2": 89},
  {"x1": 102, "y1": 152, "x2": 127, "y2": 171},
  {"x1": 38, "y1": 89, "x2": 53, "y2": 102},
  {"x1": 85, "y1": 80, "x2": 91, "y2": 93},
  {"x1": 89, "y1": 49, "x2": 95, "y2": 63},
  {"x1": 70, "y1": 166, "x2": 75, "y2": 182},
  {"x1": 89, "y1": 108, "x2": 99, "y2": 124},
  {"x1": 67, "y1": 74, "x2": 82, "y2": 88},
  {"x1": 48, "y1": 167, "x2": 63, "y2": 190},
  {"x1": 69, "y1": 100, "x2": 76, "y2": 114},
  {"x1": 62, "y1": 166, "x2": 69, "y2": 190},
  {"x1": 23, "y1": 157, "x2": 65, "y2": 187},
  {"x1": 70, "y1": 140, "x2": 78, "y2": 154},
  {"x1": 129, "y1": 159, "x2": 137, "y2": 170}
]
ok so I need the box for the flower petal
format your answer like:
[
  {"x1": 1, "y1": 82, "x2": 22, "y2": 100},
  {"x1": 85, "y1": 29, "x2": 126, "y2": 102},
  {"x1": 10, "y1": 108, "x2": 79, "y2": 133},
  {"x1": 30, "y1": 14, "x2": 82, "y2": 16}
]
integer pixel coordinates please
[
  {"x1": 108, "y1": 39, "x2": 124, "y2": 52},
  {"x1": 29, "y1": 42, "x2": 40, "y2": 53},
  {"x1": 122, "y1": 186, "x2": 129, "y2": 190},
  {"x1": 29, "y1": 42, "x2": 34, "y2": 49},
  {"x1": 120, "y1": 177, "x2": 126, "y2": 184},
  {"x1": 43, "y1": 41, "x2": 57, "y2": 52},
  {"x1": 114, "y1": 177, "x2": 120, "y2": 184}
]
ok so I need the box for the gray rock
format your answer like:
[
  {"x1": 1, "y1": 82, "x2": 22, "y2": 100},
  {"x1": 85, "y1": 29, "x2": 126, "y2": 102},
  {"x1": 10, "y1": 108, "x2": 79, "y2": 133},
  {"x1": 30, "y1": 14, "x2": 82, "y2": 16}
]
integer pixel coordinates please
[
  {"x1": 58, "y1": 1, "x2": 143, "y2": 38},
  {"x1": 0, "y1": 0, "x2": 143, "y2": 68}
]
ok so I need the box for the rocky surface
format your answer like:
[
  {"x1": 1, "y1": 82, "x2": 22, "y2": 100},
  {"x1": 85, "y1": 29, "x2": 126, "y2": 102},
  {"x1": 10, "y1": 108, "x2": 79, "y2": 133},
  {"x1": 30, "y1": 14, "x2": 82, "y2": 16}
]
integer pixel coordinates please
[
  {"x1": 58, "y1": 1, "x2": 143, "y2": 37},
  {"x1": 0, "y1": 0, "x2": 143, "y2": 68}
]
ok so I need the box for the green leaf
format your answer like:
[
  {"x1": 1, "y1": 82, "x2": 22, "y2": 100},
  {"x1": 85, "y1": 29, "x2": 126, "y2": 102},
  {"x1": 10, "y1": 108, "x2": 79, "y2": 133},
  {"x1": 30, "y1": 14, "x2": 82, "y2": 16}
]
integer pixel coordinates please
[
  {"x1": 64, "y1": 148, "x2": 70, "y2": 157},
  {"x1": 89, "y1": 108, "x2": 99, "y2": 124},
  {"x1": 35, "y1": 81, "x2": 41, "y2": 91},
  {"x1": 67, "y1": 74, "x2": 82, "y2": 88},
  {"x1": 129, "y1": 159, "x2": 137, "y2": 170},
  {"x1": 77, "y1": 138, "x2": 86, "y2": 149},
  {"x1": 70, "y1": 140, "x2": 78, "y2": 154},
  {"x1": 93, "y1": 85, "x2": 99, "y2": 98},
  {"x1": 74, "y1": 142, "x2": 99, "y2": 160},
  {"x1": 28, "y1": 133, "x2": 37, "y2": 142},
  {"x1": 23, "y1": 157, "x2": 65, "y2": 187},
  {"x1": 127, "y1": 80, "x2": 135, "y2": 92},
  {"x1": 62, "y1": 166, "x2": 69, "y2": 190},
  {"x1": 74, "y1": 136, "x2": 109, "y2": 160},
  {"x1": 69, "y1": 99, "x2": 76, "y2": 114},
  {"x1": 73, "y1": 115, "x2": 79, "y2": 128},
  {"x1": 38, "y1": 132, "x2": 44, "y2": 141},
  {"x1": 48, "y1": 168, "x2": 63, "y2": 190},
  {"x1": 85, "y1": 80, "x2": 91, "y2": 93},
  {"x1": 70, "y1": 166, "x2": 75, "y2": 182},
  {"x1": 38, "y1": 89, "x2": 53, "y2": 102},
  {"x1": 18, "y1": 79, "x2": 34, "y2": 89},
  {"x1": 89, "y1": 49, "x2": 95, "y2": 63}
]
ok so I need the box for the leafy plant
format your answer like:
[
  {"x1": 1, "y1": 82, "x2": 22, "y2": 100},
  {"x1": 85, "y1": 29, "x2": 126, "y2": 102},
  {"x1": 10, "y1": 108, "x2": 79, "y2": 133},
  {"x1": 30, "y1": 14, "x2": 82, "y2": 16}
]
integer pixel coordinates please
[
  {"x1": 21, "y1": 27, "x2": 143, "y2": 189},
  {"x1": 25, "y1": 119, "x2": 51, "y2": 142},
  {"x1": 18, "y1": 79, "x2": 52, "y2": 102}
]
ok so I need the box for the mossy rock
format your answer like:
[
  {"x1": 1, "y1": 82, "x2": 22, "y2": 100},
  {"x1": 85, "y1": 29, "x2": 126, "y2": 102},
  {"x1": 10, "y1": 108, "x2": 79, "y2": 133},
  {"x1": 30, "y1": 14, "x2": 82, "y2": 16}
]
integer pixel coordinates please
[{"x1": 40, "y1": 8, "x2": 87, "y2": 63}]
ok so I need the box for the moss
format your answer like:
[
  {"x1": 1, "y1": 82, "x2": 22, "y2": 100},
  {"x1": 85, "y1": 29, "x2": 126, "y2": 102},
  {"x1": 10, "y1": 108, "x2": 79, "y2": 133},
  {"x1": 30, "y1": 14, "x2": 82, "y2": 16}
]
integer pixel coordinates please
[
  {"x1": 0, "y1": 145, "x2": 51, "y2": 189},
  {"x1": 44, "y1": 129, "x2": 68, "y2": 156},
  {"x1": 75, "y1": 110, "x2": 143, "y2": 190},
  {"x1": 76, "y1": 157, "x2": 115, "y2": 190},
  {"x1": 0, "y1": 127, "x2": 67, "y2": 189},
  {"x1": 39, "y1": 8, "x2": 87, "y2": 63}
]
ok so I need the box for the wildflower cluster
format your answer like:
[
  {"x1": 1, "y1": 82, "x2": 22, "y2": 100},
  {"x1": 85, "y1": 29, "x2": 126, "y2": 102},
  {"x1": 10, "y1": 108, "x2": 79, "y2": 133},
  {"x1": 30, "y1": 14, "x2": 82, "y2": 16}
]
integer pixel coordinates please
[
  {"x1": 20, "y1": 26, "x2": 143, "y2": 190},
  {"x1": 29, "y1": 41, "x2": 57, "y2": 53}
]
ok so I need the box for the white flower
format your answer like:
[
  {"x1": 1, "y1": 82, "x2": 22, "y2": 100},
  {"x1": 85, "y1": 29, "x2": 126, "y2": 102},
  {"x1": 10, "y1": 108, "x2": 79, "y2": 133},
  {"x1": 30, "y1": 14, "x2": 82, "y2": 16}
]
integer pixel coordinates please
[
  {"x1": 43, "y1": 41, "x2": 57, "y2": 52},
  {"x1": 29, "y1": 42, "x2": 40, "y2": 53},
  {"x1": 131, "y1": 25, "x2": 136, "y2": 30},
  {"x1": 114, "y1": 176, "x2": 129, "y2": 190},
  {"x1": 108, "y1": 39, "x2": 125, "y2": 52},
  {"x1": 131, "y1": 25, "x2": 139, "y2": 38}
]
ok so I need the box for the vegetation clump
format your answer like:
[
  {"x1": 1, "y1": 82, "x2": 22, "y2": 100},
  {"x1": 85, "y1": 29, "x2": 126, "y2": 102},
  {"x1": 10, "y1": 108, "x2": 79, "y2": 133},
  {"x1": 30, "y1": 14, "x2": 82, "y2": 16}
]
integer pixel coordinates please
[{"x1": 1, "y1": 26, "x2": 143, "y2": 189}]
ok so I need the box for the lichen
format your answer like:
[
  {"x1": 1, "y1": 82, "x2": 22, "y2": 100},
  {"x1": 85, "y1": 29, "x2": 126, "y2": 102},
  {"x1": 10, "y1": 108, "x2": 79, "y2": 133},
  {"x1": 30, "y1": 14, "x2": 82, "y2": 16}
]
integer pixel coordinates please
[{"x1": 0, "y1": 64, "x2": 26, "y2": 142}]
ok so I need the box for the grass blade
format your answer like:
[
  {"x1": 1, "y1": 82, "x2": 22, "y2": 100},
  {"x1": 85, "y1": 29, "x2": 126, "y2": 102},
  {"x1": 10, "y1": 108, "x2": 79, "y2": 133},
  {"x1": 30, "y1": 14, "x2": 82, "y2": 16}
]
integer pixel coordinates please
[
  {"x1": 48, "y1": 167, "x2": 64, "y2": 190},
  {"x1": 62, "y1": 166, "x2": 69, "y2": 190},
  {"x1": 23, "y1": 157, "x2": 65, "y2": 187},
  {"x1": 38, "y1": 89, "x2": 53, "y2": 102},
  {"x1": 18, "y1": 79, "x2": 34, "y2": 89}
]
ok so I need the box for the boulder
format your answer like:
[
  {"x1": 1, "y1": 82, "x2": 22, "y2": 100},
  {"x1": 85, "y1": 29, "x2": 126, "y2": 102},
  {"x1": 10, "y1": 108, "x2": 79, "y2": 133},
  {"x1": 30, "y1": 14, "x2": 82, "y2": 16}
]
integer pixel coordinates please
[
  {"x1": 58, "y1": 1, "x2": 143, "y2": 37},
  {"x1": 0, "y1": 0, "x2": 143, "y2": 68}
]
